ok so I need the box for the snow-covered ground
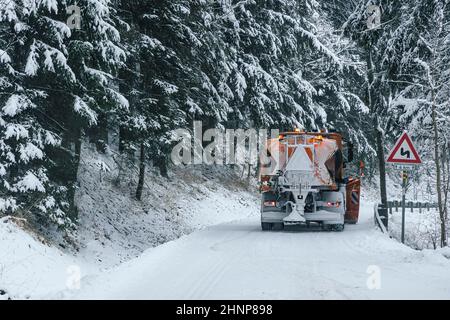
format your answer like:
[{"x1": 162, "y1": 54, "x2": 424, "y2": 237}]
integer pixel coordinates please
[
  {"x1": 389, "y1": 206, "x2": 443, "y2": 250},
  {"x1": 0, "y1": 216, "x2": 92, "y2": 300},
  {"x1": 365, "y1": 170, "x2": 445, "y2": 250},
  {"x1": 62, "y1": 202, "x2": 449, "y2": 300},
  {"x1": 0, "y1": 181, "x2": 258, "y2": 300},
  {"x1": 73, "y1": 145, "x2": 259, "y2": 268},
  {"x1": 0, "y1": 145, "x2": 260, "y2": 299},
  {"x1": 362, "y1": 172, "x2": 447, "y2": 251},
  {"x1": 1, "y1": 162, "x2": 450, "y2": 299}
]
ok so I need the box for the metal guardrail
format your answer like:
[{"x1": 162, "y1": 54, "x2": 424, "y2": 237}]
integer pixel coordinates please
[
  {"x1": 374, "y1": 203, "x2": 388, "y2": 233},
  {"x1": 387, "y1": 200, "x2": 438, "y2": 214},
  {"x1": 374, "y1": 201, "x2": 438, "y2": 234}
]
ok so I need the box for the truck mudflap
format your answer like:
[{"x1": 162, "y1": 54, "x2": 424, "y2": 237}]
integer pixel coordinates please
[{"x1": 345, "y1": 178, "x2": 361, "y2": 224}]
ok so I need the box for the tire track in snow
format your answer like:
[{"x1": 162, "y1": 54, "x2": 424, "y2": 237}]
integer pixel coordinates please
[{"x1": 187, "y1": 225, "x2": 257, "y2": 299}]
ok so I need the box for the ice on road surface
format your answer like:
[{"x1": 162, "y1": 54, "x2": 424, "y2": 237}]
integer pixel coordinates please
[{"x1": 71, "y1": 202, "x2": 450, "y2": 299}]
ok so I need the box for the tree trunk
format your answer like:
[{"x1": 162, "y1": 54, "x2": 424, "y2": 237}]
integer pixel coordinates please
[
  {"x1": 247, "y1": 163, "x2": 252, "y2": 189},
  {"x1": 97, "y1": 113, "x2": 108, "y2": 153},
  {"x1": 442, "y1": 142, "x2": 448, "y2": 222},
  {"x1": 136, "y1": 142, "x2": 146, "y2": 201},
  {"x1": 68, "y1": 126, "x2": 82, "y2": 220},
  {"x1": 119, "y1": 125, "x2": 129, "y2": 154},
  {"x1": 156, "y1": 156, "x2": 169, "y2": 178},
  {"x1": 87, "y1": 112, "x2": 108, "y2": 153},
  {"x1": 74, "y1": 127, "x2": 82, "y2": 169},
  {"x1": 376, "y1": 119, "x2": 388, "y2": 207},
  {"x1": 431, "y1": 88, "x2": 447, "y2": 247},
  {"x1": 367, "y1": 45, "x2": 388, "y2": 213}
]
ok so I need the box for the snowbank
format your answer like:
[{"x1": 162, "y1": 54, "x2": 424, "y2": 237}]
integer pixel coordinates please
[
  {"x1": 74, "y1": 144, "x2": 259, "y2": 267},
  {"x1": 389, "y1": 207, "x2": 443, "y2": 250},
  {"x1": 361, "y1": 172, "x2": 447, "y2": 251},
  {"x1": 0, "y1": 144, "x2": 259, "y2": 299},
  {"x1": 0, "y1": 216, "x2": 96, "y2": 299}
]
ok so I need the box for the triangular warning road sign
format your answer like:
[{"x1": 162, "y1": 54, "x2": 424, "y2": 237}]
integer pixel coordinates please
[{"x1": 386, "y1": 132, "x2": 422, "y2": 164}]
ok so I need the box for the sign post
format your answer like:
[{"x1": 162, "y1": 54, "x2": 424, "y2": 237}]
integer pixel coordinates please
[
  {"x1": 401, "y1": 170, "x2": 408, "y2": 243},
  {"x1": 386, "y1": 132, "x2": 422, "y2": 243}
]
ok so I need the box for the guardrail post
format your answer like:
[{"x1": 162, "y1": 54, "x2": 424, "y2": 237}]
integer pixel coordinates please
[
  {"x1": 378, "y1": 203, "x2": 388, "y2": 229},
  {"x1": 410, "y1": 201, "x2": 413, "y2": 213},
  {"x1": 374, "y1": 203, "x2": 388, "y2": 233},
  {"x1": 395, "y1": 201, "x2": 398, "y2": 212},
  {"x1": 419, "y1": 202, "x2": 422, "y2": 213}
]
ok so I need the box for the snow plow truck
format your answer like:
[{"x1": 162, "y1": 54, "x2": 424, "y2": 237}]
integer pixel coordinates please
[{"x1": 259, "y1": 130, "x2": 360, "y2": 231}]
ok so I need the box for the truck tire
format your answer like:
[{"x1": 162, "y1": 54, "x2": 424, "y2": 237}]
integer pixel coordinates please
[
  {"x1": 273, "y1": 223, "x2": 284, "y2": 231},
  {"x1": 332, "y1": 224, "x2": 345, "y2": 232},
  {"x1": 322, "y1": 224, "x2": 345, "y2": 232},
  {"x1": 261, "y1": 222, "x2": 273, "y2": 231}
]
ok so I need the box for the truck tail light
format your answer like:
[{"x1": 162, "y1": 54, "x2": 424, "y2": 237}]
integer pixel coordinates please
[
  {"x1": 264, "y1": 201, "x2": 276, "y2": 207},
  {"x1": 327, "y1": 202, "x2": 341, "y2": 208}
]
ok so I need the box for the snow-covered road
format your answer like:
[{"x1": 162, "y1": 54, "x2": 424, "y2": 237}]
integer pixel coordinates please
[{"x1": 72, "y1": 202, "x2": 450, "y2": 299}]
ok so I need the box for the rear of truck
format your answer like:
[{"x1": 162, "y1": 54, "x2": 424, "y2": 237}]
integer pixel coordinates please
[{"x1": 259, "y1": 132, "x2": 360, "y2": 231}]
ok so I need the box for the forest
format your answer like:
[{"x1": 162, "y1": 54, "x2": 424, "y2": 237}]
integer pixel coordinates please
[{"x1": 0, "y1": 0, "x2": 449, "y2": 247}]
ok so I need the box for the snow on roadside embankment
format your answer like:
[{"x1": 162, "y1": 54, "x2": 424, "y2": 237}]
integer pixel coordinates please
[
  {"x1": 389, "y1": 207, "x2": 443, "y2": 250},
  {"x1": 75, "y1": 144, "x2": 259, "y2": 267},
  {"x1": 0, "y1": 145, "x2": 259, "y2": 299},
  {"x1": 0, "y1": 216, "x2": 95, "y2": 300},
  {"x1": 359, "y1": 176, "x2": 445, "y2": 250},
  {"x1": 0, "y1": 183, "x2": 258, "y2": 300}
]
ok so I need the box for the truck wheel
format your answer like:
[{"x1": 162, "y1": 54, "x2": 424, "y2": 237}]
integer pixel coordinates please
[
  {"x1": 272, "y1": 223, "x2": 284, "y2": 231},
  {"x1": 261, "y1": 222, "x2": 273, "y2": 231},
  {"x1": 332, "y1": 224, "x2": 345, "y2": 232},
  {"x1": 322, "y1": 224, "x2": 344, "y2": 232}
]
